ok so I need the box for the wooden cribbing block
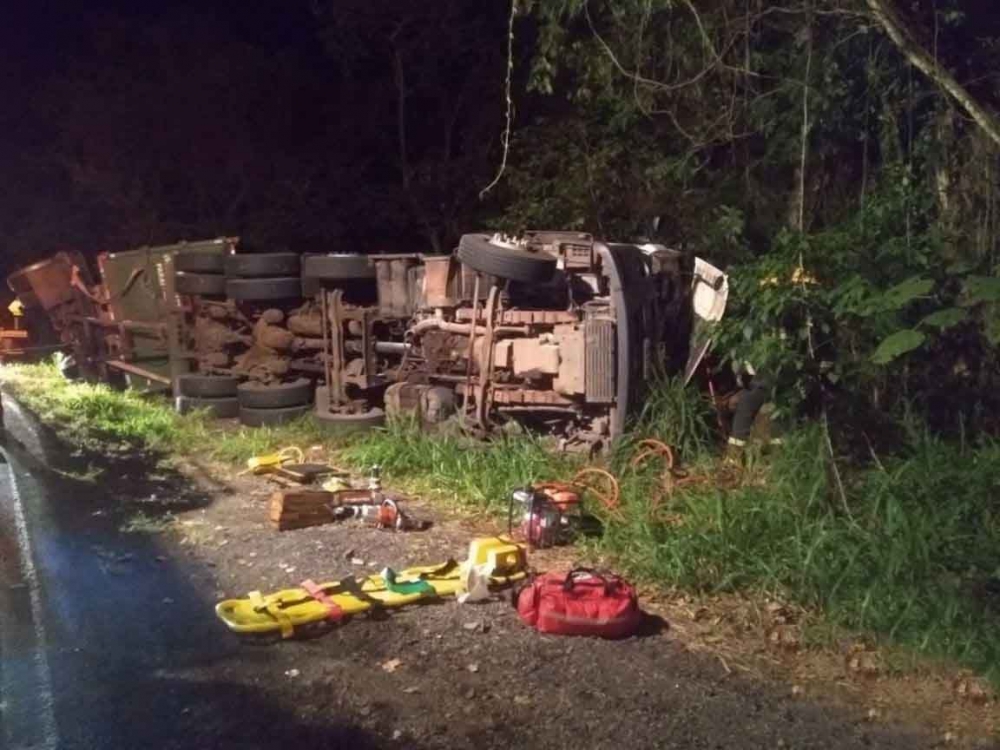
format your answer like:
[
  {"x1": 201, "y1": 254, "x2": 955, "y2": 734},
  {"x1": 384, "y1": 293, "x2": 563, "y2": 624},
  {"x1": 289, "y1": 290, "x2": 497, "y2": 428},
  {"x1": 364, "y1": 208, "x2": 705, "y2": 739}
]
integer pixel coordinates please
[{"x1": 268, "y1": 488, "x2": 376, "y2": 530}]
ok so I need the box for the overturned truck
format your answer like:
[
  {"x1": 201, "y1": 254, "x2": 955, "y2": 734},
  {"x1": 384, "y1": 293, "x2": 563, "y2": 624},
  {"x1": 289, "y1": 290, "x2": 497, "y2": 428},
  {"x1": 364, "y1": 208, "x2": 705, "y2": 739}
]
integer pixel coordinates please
[{"x1": 7, "y1": 232, "x2": 727, "y2": 451}]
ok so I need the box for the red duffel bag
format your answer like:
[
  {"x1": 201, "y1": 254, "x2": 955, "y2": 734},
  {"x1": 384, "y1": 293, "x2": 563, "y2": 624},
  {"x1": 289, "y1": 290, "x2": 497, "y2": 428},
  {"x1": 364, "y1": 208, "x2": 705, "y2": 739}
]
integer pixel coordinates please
[{"x1": 516, "y1": 568, "x2": 643, "y2": 639}]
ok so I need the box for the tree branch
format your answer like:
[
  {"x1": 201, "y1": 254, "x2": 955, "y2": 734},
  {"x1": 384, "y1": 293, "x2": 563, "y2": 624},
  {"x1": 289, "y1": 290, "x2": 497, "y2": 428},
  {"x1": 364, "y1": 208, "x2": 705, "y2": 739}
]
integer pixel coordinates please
[
  {"x1": 796, "y1": 0, "x2": 813, "y2": 233},
  {"x1": 865, "y1": 0, "x2": 1000, "y2": 149},
  {"x1": 479, "y1": 0, "x2": 516, "y2": 199},
  {"x1": 583, "y1": 0, "x2": 756, "y2": 96},
  {"x1": 389, "y1": 38, "x2": 410, "y2": 190}
]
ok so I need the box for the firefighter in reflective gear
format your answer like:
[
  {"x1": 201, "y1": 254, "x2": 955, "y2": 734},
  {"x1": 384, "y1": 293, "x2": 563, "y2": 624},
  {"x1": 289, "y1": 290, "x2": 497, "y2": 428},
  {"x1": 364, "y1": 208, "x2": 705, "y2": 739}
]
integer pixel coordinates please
[{"x1": 725, "y1": 364, "x2": 780, "y2": 462}]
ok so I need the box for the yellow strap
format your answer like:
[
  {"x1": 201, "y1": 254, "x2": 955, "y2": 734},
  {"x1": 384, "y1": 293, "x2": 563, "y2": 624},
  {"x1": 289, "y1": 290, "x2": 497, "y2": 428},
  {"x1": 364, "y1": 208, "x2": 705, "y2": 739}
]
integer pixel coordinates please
[
  {"x1": 248, "y1": 590, "x2": 294, "y2": 638},
  {"x1": 277, "y1": 446, "x2": 304, "y2": 464}
]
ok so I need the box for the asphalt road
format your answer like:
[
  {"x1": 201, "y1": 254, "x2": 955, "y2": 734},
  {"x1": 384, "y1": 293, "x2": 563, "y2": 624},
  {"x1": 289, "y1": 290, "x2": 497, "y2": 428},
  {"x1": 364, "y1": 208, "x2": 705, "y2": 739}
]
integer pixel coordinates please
[
  {"x1": 0, "y1": 398, "x2": 226, "y2": 749},
  {"x1": 0, "y1": 396, "x2": 377, "y2": 750}
]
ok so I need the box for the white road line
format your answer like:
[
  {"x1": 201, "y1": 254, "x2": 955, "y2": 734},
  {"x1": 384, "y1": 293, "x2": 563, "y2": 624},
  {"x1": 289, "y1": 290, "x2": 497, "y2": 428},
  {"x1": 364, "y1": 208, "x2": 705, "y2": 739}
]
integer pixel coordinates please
[{"x1": 3, "y1": 458, "x2": 60, "y2": 750}]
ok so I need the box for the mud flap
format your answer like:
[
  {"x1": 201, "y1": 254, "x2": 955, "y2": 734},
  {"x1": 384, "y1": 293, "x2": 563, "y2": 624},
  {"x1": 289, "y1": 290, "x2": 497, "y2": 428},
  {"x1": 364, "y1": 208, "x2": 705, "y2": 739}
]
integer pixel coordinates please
[
  {"x1": 683, "y1": 258, "x2": 729, "y2": 384},
  {"x1": 598, "y1": 244, "x2": 653, "y2": 439}
]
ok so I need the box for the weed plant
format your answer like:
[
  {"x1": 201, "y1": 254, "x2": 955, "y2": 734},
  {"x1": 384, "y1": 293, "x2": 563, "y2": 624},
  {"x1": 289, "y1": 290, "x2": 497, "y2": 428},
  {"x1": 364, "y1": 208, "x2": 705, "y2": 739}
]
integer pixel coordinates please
[{"x1": 342, "y1": 419, "x2": 575, "y2": 512}]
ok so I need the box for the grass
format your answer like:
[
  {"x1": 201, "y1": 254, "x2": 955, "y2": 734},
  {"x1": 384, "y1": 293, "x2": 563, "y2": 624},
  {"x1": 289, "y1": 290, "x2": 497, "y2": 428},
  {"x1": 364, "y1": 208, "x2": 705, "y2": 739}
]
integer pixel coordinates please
[
  {"x1": 341, "y1": 421, "x2": 576, "y2": 513},
  {"x1": 172, "y1": 409, "x2": 332, "y2": 466},
  {"x1": 607, "y1": 428, "x2": 1000, "y2": 682},
  {"x1": 3, "y1": 361, "x2": 999, "y2": 685},
  {"x1": 0, "y1": 361, "x2": 332, "y2": 464},
  {"x1": 121, "y1": 510, "x2": 176, "y2": 534},
  {"x1": 347, "y1": 383, "x2": 1000, "y2": 685},
  {"x1": 0, "y1": 361, "x2": 179, "y2": 454}
]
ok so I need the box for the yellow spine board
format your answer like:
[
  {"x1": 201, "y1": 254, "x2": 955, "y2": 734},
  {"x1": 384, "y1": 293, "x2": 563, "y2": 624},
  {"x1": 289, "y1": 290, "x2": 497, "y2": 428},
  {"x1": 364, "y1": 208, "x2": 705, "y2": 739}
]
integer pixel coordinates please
[{"x1": 216, "y1": 538, "x2": 527, "y2": 637}]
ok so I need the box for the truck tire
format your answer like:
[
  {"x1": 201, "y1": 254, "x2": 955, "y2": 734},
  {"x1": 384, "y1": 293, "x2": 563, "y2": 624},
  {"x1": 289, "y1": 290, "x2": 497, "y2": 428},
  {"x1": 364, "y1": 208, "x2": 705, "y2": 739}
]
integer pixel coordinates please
[
  {"x1": 313, "y1": 406, "x2": 385, "y2": 433},
  {"x1": 225, "y1": 277, "x2": 302, "y2": 301},
  {"x1": 177, "y1": 374, "x2": 239, "y2": 398},
  {"x1": 237, "y1": 379, "x2": 313, "y2": 409},
  {"x1": 301, "y1": 254, "x2": 375, "y2": 281},
  {"x1": 175, "y1": 251, "x2": 226, "y2": 274},
  {"x1": 175, "y1": 395, "x2": 239, "y2": 419},
  {"x1": 175, "y1": 271, "x2": 227, "y2": 296},
  {"x1": 224, "y1": 253, "x2": 300, "y2": 278},
  {"x1": 456, "y1": 233, "x2": 556, "y2": 284},
  {"x1": 238, "y1": 404, "x2": 311, "y2": 427},
  {"x1": 314, "y1": 385, "x2": 333, "y2": 411}
]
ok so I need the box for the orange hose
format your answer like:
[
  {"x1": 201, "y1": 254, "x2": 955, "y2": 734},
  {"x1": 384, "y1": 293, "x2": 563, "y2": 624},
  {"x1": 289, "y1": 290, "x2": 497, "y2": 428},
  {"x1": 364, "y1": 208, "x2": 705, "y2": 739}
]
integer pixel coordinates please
[
  {"x1": 533, "y1": 469, "x2": 621, "y2": 516},
  {"x1": 533, "y1": 440, "x2": 710, "y2": 525},
  {"x1": 627, "y1": 439, "x2": 713, "y2": 521},
  {"x1": 570, "y1": 467, "x2": 621, "y2": 512},
  {"x1": 630, "y1": 439, "x2": 676, "y2": 471}
]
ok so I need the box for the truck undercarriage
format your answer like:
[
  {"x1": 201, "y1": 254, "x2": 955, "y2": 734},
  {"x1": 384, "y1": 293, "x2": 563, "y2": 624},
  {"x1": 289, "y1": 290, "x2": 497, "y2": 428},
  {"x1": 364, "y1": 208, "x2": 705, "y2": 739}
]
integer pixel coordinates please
[{"x1": 6, "y1": 231, "x2": 727, "y2": 449}]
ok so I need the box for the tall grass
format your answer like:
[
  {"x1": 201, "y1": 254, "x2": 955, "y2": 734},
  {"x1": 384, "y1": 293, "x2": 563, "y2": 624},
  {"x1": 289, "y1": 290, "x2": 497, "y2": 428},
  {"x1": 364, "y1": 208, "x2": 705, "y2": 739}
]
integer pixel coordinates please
[
  {"x1": 624, "y1": 376, "x2": 718, "y2": 460},
  {"x1": 341, "y1": 421, "x2": 576, "y2": 512},
  {"x1": 604, "y1": 425, "x2": 1000, "y2": 683}
]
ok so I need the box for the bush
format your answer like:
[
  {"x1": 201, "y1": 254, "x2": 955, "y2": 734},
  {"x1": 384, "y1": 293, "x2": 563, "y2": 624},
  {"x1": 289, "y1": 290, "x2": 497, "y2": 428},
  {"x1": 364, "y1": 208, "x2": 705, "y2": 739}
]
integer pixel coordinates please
[{"x1": 603, "y1": 427, "x2": 1000, "y2": 683}]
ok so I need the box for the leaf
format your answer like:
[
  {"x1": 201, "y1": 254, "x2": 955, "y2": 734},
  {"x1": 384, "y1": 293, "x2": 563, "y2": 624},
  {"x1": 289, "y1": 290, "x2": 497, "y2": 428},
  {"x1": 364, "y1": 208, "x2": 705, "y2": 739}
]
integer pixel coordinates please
[
  {"x1": 945, "y1": 260, "x2": 975, "y2": 276},
  {"x1": 961, "y1": 276, "x2": 1000, "y2": 306},
  {"x1": 984, "y1": 302, "x2": 1000, "y2": 346},
  {"x1": 871, "y1": 329, "x2": 926, "y2": 365},
  {"x1": 381, "y1": 659, "x2": 402, "y2": 673},
  {"x1": 918, "y1": 308, "x2": 967, "y2": 329},
  {"x1": 879, "y1": 276, "x2": 934, "y2": 311}
]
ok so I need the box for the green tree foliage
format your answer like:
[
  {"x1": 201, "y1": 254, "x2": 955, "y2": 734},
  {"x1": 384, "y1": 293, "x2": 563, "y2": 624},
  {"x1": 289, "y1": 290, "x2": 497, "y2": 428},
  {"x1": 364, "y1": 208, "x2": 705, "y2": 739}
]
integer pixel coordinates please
[
  {"x1": 312, "y1": 0, "x2": 512, "y2": 252},
  {"x1": 499, "y1": 0, "x2": 1000, "y2": 436}
]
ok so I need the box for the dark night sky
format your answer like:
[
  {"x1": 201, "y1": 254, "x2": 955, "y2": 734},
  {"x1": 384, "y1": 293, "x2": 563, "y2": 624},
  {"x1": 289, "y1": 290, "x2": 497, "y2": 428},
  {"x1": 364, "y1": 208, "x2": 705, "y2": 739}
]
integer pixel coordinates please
[
  {"x1": 1, "y1": 0, "x2": 512, "y2": 284},
  {"x1": 0, "y1": 0, "x2": 363, "y2": 275},
  {"x1": 3, "y1": 0, "x2": 322, "y2": 80}
]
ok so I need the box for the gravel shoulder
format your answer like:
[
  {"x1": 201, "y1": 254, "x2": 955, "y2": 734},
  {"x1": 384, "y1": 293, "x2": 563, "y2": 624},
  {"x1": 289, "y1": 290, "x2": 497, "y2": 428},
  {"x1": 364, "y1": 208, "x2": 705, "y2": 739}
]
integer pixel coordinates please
[{"x1": 155, "y1": 449, "x2": 998, "y2": 750}]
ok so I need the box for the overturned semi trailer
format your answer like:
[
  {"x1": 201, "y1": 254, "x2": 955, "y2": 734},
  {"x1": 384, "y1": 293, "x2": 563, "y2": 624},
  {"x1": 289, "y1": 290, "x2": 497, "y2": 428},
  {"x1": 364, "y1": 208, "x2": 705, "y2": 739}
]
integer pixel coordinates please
[
  {"x1": 5, "y1": 250, "x2": 104, "y2": 377},
  {"x1": 6, "y1": 232, "x2": 727, "y2": 449}
]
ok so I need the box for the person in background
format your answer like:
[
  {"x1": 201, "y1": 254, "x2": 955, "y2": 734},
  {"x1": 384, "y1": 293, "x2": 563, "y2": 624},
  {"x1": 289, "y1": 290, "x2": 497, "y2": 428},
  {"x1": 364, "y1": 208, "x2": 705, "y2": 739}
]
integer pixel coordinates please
[{"x1": 724, "y1": 364, "x2": 780, "y2": 462}]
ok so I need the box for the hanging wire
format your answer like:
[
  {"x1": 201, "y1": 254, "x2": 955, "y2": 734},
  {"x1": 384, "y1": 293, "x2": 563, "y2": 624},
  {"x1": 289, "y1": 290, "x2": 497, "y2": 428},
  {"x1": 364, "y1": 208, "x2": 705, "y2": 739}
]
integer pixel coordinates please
[{"x1": 480, "y1": 0, "x2": 517, "y2": 199}]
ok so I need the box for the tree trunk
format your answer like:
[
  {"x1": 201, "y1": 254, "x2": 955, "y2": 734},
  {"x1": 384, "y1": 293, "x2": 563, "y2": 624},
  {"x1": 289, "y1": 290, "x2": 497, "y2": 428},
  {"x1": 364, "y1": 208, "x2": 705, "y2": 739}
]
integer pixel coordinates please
[
  {"x1": 790, "y1": 2, "x2": 813, "y2": 233},
  {"x1": 865, "y1": 0, "x2": 1000, "y2": 149}
]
